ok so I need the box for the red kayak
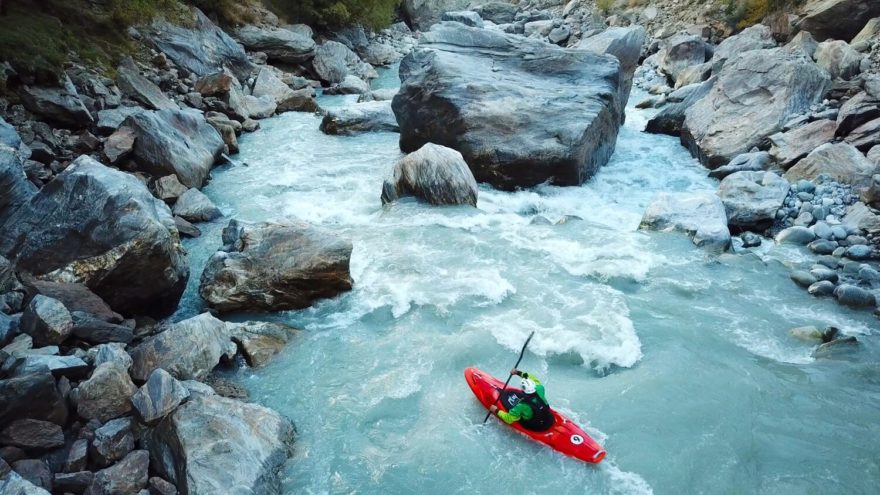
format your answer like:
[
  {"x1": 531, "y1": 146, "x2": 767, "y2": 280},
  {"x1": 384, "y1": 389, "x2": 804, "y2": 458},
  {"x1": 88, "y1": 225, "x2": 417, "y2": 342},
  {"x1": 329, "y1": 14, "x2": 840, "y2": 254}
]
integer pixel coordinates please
[{"x1": 465, "y1": 367, "x2": 606, "y2": 464}]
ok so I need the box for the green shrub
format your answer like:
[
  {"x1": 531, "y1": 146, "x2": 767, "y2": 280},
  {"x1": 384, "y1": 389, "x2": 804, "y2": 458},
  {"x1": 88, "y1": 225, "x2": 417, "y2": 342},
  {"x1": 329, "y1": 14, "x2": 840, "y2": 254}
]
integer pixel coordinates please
[
  {"x1": 108, "y1": 0, "x2": 181, "y2": 26},
  {"x1": 596, "y1": 0, "x2": 614, "y2": 15},
  {"x1": 265, "y1": 0, "x2": 400, "y2": 30}
]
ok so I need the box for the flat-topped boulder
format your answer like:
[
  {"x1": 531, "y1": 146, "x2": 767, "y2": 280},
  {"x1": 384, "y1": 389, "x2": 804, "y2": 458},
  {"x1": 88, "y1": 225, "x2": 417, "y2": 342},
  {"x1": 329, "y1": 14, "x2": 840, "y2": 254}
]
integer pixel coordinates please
[
  {"x1": 683, "y1": 48, "x2": 830, "y2": 169},
  {"x1": 717, "y1": 171, "x2": 789, "y2": 230},
  {"x1": 121, "y1": 108, "x2": 224, "y2": 189},
  {"x1": 381, "y1": 143, "x2": 478, "y2": 206},
  {"x1": 393, "y1": 22, "x2": 624, "y2": 190},
  {"x1": 234, "y1": 25, "x2": 316, "y2": 64},
  {"x1": 320, "y1": 100, "x2": 399, "y2": 135},
  {"x1": 0, "y1": 156, "x2": 188, "y2": 318},
  {"x1": 200, "y1": 219, "x2": 353, "y2": 312}
]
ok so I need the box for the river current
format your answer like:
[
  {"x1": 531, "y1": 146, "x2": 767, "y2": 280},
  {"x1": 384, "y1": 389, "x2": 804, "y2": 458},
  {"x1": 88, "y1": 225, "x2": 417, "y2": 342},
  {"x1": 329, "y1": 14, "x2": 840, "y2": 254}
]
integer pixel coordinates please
[{"x1": 177, "y1": 67, "x2": 880, "y2": 494}]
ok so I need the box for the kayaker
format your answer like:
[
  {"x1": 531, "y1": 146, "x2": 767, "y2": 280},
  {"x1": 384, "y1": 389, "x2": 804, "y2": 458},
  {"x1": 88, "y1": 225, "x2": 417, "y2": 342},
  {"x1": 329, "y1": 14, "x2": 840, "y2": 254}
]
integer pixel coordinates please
[{"x1": 489, "y1": 368, "x2": 555, "y2": 431}]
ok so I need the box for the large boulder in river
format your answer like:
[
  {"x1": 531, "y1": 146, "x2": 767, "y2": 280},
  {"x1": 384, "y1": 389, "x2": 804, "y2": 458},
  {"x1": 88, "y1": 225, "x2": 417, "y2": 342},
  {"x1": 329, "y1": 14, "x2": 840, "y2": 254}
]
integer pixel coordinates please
[
  {"x1": 393, "y1": 23, "x2": 623, "y2": 190},
  {"x1": 682, "y1": 48, "x2": 831, "y2": 168},
  {"x1": 200, "y1": 219, "x2": 353, "y2": 312},
  {"x1": 312, "y1": 40, "x2": 376, "y2": 84},
  {"x1": 234, "y1": 25, "x2": 316, "y2": 64},
  {"x1": 143, "y1": 8, "x2": 254, "y2": 81},
  {"x1": 0, "y1": 146, "x2": 36, "y2": 223},
  {"x1": 129, "y1": 312, "x2": 236, "y2": 382},
  {"x1": 0, "y1": 156, "x2": 188, "y2": 318},
  {"x1": 784, "y1": 142, "x2": 878, "y2": 190},
  {"x1": 18, "y1": 75, "x2": 93, "y2": 129},
  {"x1": 576, "y1": 26, "x2": 647, "y2": 108},
  {"x1": 319, "y1": 100, "x2": 399, "y2": 135},
  {"x1": 122, "y1": 109, "x2": 224, "y2": 189},
  {"x1": 797, "y1": 0, "x2": 880, "y2": 41},
  {"x1": 381, "y1": 143, "x2": 478, "y2": 206},
  {"x1": 144, "y1": 393, "x2": 294, "y2": 495},
  {"x1": 717, "y1": 171, "x2": 789, "y2": 230},
  {"x1": 639, "y1": 192, "x2": 731, "y2": 252},
  {"x1": 403, "y1": 0, "x2": 472, "y2": 30},
  {"x1": 656, "y1": 34, "x2": 708, "y2": 86}
]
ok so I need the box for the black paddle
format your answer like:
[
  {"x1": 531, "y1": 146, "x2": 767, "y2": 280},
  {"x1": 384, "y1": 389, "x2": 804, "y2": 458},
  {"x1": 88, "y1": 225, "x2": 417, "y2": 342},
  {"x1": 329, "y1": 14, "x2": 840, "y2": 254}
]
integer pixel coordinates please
[{"x1": 483, "y1": 331, "x2": 535, "y2": 423}]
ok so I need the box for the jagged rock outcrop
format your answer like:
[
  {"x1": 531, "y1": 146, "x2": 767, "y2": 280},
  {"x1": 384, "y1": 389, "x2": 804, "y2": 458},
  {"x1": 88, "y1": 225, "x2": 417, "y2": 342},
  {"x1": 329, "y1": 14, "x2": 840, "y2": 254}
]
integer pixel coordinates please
[
  {"x1": 144, "y1": 394, "x2": 294, "y2": 495},
  {"x1": 768, "y1": 119, "x2": 837, "y2": 169},
  {"x1": 682, "y1": 48, "x2": 831, "y2": 168},
  {"x1": 0, "y1": 147, "x2": 36, "y2": 223},
  {"x1": 130, "y1": 368, "x2": 190, "y2": 425},
  {"x1": 797, "y1": 0, "x2": 880, "y2": 41},
  {"x1": 656, "y1": 34, "x2": 708, "y2": 86},
  {"x1": 393, "y1": 22, "x2": 623, "y2": 190},
  {"x1": 710, "y1": 25, "x2": 776, "y2": 71},
  {"x1": 639, "y1": 192, "x2": 731, "y2": 252},
  {"x1": 381, "y1": 143, "x2": 478, "y2": 206},
  {"x1": 403, "y1": 0, "x2": 472, "y2": 30},
  {"x1": 576, "y1": 26, "x2": 646, "y2": 108},
  {"x1": 645, "y1": 78, "x2": 714, "y2": 136},
  {"x1": 199, "y1": 219, "x2": 353, "y2": 312},
  {"x1": 144, "y1": 8, "x2": 254, "y2": 80},
  {"x1": 121, "y1": 109, "x2": 224, "y2": 189},
  {"x1": 116, "y1": 58, "x2": 177, "y2": 111},
  {"x1": 0, "y1": 156, "x2": 189, "y2": 318},
  {"x1": 234, "y1": 25, "x2": 316, "y2": 64},
  {"x1": 18, "y1": 75, "x2": 93, "y2": 129}
]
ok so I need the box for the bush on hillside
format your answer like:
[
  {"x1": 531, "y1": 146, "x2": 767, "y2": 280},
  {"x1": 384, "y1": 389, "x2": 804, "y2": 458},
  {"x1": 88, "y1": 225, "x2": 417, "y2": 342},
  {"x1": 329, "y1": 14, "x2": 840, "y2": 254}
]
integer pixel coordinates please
[{"x1": 264, "y1": 0, "x2": 400, "y2": 30}]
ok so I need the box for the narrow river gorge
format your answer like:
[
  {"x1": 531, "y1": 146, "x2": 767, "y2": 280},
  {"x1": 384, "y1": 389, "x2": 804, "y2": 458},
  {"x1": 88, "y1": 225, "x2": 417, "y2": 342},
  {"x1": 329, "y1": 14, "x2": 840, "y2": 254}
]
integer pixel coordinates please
[{"x1": 174, "y1": 69, "x2": 880, "y2": 494}]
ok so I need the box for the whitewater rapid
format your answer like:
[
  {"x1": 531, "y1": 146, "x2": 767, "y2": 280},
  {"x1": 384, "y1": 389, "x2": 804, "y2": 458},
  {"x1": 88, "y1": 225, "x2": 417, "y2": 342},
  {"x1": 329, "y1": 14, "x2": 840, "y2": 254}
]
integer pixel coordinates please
[{"x1": 176, "y1": 69, "x2": 880, "y2": 494}]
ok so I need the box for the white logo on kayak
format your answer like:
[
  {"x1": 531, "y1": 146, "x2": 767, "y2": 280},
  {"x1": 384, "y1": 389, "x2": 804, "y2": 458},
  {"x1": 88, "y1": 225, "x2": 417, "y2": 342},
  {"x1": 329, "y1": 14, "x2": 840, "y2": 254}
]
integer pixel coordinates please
[{"x1": 570, "y1": 434, "x2": 584, "y2": 445}]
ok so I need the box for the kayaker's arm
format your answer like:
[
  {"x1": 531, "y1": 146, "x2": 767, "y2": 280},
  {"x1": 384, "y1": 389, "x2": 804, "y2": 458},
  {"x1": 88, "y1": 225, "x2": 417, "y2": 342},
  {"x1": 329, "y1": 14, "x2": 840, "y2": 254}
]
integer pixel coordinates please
[
  {"x1": 511, "y1": 369, "x2": 542, "y2": 386},
  {"x1": 494, "y1": 402, "x2": 531, "y2": 424}
]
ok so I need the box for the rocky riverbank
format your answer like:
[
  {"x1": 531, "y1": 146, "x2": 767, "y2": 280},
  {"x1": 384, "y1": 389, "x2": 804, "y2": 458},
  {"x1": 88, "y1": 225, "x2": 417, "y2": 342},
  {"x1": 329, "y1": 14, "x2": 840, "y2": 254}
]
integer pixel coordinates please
[{"x1": 2, "y1": 0, "x2": 880, "y2": 493}]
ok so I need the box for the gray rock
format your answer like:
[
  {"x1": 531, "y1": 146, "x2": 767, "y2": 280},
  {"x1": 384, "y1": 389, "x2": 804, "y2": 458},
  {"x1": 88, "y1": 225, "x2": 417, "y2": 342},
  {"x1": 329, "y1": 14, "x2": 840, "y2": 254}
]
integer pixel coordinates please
[
  {"x1": 357, "y1": 88, "x2": 398, "y2": 103},
  {"x1": 174, "y1": 216, "x2": 201, "y2": 238},
  {"x1": 683, "y1": 48, "x2": 830, "y2": 168},
  {"x1": 810, "y1": 267, "x2": 839, "y2": 283},
  {"x1": 240, "y1": 95, "x2": 277, "y2": 120},
  {"x1": 709, "y1": 151, "x2": 772, "y2": 181},
  {"x1": 852, "y1": 17, "x2": 880, "y2": 45},
  {"x1": 104, "y1": 126, "x2": 136, "y2": 164},
  {"x1": 234, "y1": 25, "x2": 316, "y2": 64},
  {"x1": 548, "y1": 25, "x2": 571, "y2": 45},
  {"x1": 576, "y1": 26, "x2": 646, "y2": 108},
  {"x1": 148, "y1": 477, "x2": 178, "y2": 495},
  {"x1": 0, "y1": 419, "x2": 64, "y2": 451},
  {"x1": 0, "y1": 148, "x2": 36, "y2": 224},
  {"x1": 19, "y1": 295, "x2": 72, "y2": 347},
  {"x1": 381, "y1": 143, "x2": 478, "y2": 207},
  {"x1": 718, "y1": 171, "x2": 789, "y2": 229},
  {"x1": 859, "y1": 265, "x2": 880, "y2": 286},
  {"x1": 790, "y1": 270, "x2": 819, "y2": 287},
  {"x1": 845, "y1": 244, "x2": 873, "y2": 259},
  {"x1": 18, "y1": 75, "x2": 93, "y2": 129},
  {"x1": 123, "y1": 108, "x2": 224, "y2": 189},
  {"x1": 320, "y1": 100, "x2": 399, "y2": 135},
  {"x1": 361, "y1": 42, "x2": 401, "y2": 66},
  {"x1": 0, "y1": 470, "x2": 52, "y2": 494},
  {"x1": 144, "y1": 9, "x2": 253, "y2": 80},
  {"x1": 815, "y1": 40, "x2": 865, "y2": 80},
  {"x1": 12, "y1": 355, "x2": 89, "y2": 379},
  {"x1": 845, "y1": 118, "x2": 880, "y2": 152},
  {"x1": 740, "y1": 232, "x2": 762, "y2": 247},
  {"x1": 28, "y1": 280, "x2": 122, "y2": 323},
  {"x1": 64, "y1": 439, "x2": 89, "y2": 473},
  {"x1": 808, "y1": 280, "x2": 836, "y2": 296},
  {"x1": 785, "y1": 31, "x2": 820, "y2": 59},
  {"x1": 144, "y1": 394, "x2": 293, "y2": 495},
  {"x1": 813, "y1": 221, "x2": 833, "y2": 240},
  {"x1": 323, "y1": 75, "x2": 370, "y2": 96},
  {"x1": 813, "y1": 336, "x2": 859, "y2": 359},
  {"x1": 836, "y1": 91, "x2": 880, "y2": 138},
  {"x1": 90, "y1": 343, "x2": 132, "y2": 369},
  {"x1": 116, "y1": 58, "x2": 177, "y2": 111},
  {"x1": 11, "y1": 459, "x2": 52, "y2": 491},
  {"x1": 441, "y1": 10, "x2": 484, "y2": 28},
  {"x1": 85, "y1": 450, "x2": 149, "y2": 495},
  {"x1": 711, "y1": 25, "x2": 776, "y2": 71},
  {"x1": 768, "y1": 119, "x2": 837, "y2": 170},
  {"x1": 75, "y1": 362, "x2": 137, "y2": 422},
  {"x1": 789, "y1": 325, "x2": 823, "y2": 341},
  {"x1": 0, "y1": 313, "x2": 17, "y2": 348},
  {"x1": 656, "y1": 33, "x2": 707, "y2": 86},
  {"x1": 639, "y1": 192, "x2": 731, "y2": 252},
  {"x1": 312, "y1": 40, "x2": 374, "y2": 84},
  {"x1": 523, "y1": 19, "x2": 554, "y2": 38},
  {"x1": 95, "y1": 107, "x2": 145, "y2": 135},
  {"x1": 394, "y1": 23, "x2": 624, "y2": 190},
  {"x1": 171, "y1": 189, "x2": 221, "y2": 223},
  {"x1": 71, "y1": 314, "x2": 134, "y2": 345},
  {"x1": 785, "y1": 143, "x2": 879, "y2": 191},
  {"x1": 131, "y1": 368, "x2": 190, "y2": 426},
  {"x1": 229, "y1": 321, "x2": 296, "y2": 368},
  {"x1": 842, "y1": 202, "x2": 880, "y2": 234},
  {"x1": 251, "y1": 67, "x2": 317, "y2": 113},
  {"x1": 797, "y1": 0, "x2": 880, "y2": 41},
  {"x1": 808, "y1": 239, "x2": 839, "y2": 254},
  {"x1": 0, "y1": 370, "x2": 67, "y2": 426},
  {"x1": 153, "y1": 175, "x2": 189, "y2": 203},
  {"x1": 0, "y1": 156, "x2": 188, "y2": 318},
  {"x1": 200, "y1": 219, "x2": 353, "y2": 313},
  {"x1": 90, "y1": 417, "x2": 134, "y2": 467},
  {"x1": 129, "y1": 313, "x2": 235, "y2": 382},
  {"x1": 0, "y1": 116, "x2": 22, "y2": 151},
  {"x1": 54, "y1": 471, "x2": 94, "y2": 493},
  {"x1": 645, "y1": 77, "x2": 714, "y2": 136},
  {"x1": 834, "y1": 283, "x2": 876, "y2": 307}
]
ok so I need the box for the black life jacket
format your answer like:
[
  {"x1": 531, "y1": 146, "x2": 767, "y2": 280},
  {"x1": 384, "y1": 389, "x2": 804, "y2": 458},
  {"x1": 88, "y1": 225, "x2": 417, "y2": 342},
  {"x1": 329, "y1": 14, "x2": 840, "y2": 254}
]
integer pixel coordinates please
[{"x1": 518, "y1": 394, "x2": 554, "y2": 432}]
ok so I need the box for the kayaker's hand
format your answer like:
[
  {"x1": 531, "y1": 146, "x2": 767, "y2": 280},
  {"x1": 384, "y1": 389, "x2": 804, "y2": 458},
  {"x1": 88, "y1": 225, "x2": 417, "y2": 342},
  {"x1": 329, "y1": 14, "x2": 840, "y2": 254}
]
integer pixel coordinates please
[
  {"x1": 489, "y1": 405, "x2": 499, "y2": 414},
  {"x1": 510, "y1": 368, "x2": 519, "y2": 376}
]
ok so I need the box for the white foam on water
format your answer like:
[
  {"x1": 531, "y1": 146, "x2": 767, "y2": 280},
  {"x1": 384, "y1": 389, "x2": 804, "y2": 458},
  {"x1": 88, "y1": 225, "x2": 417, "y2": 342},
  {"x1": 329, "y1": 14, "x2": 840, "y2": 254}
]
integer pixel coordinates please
[{"x1": 603, "y1": 462, "x2": 655, "y2": 495}]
